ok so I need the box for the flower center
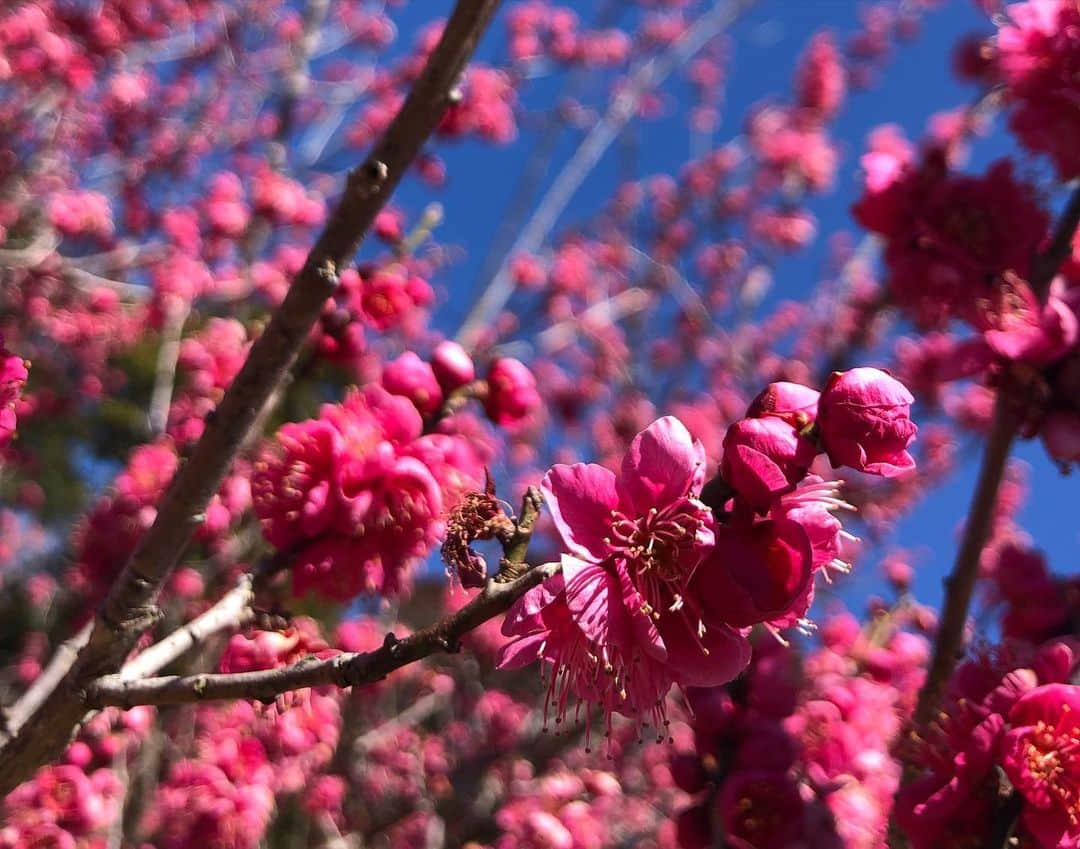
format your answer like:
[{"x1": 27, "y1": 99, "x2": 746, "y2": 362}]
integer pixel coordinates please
[
  {"x1": 1024, "y1": 718, "x2": 1080, "y2": 822},
  {"x1": 606, "y1": 500, "x2": 708, "y2": 615}
]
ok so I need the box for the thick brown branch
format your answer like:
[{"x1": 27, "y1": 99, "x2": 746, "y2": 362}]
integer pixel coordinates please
[
  {"x1": 0, "y1": 0, "x2": 503, "y2": 795},
  {"x1": 0, "y1": 623, "x2": 91, "y2": 744},
  {"x1": 86, "y1": 564, "x2": 556, "y2": 709}
]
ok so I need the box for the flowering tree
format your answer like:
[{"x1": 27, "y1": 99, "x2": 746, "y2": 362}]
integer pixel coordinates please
[{"x1": 0, "y1": 0, "x2": 1078, "y2": 847}]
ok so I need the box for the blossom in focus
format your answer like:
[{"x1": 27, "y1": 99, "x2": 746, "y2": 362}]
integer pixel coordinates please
[
  {"x1": 721, "y1": 416, "x2": 817, "y2": 509},
  {"x1": 499, "y1": 417, "x2": 751, "y2": 727},
  {"x1": 746, "y1": 381, "x2": 820, "y2": 428},
  {"x1": 1002, "y1": 683, "x2": 1080, "y2": 848},
  {"x1": 693, "y1": 517, "x2": 813, "y2": 629},
  {"x1": 896, "y1": 640, "x2": 1080, "y2": 849}
]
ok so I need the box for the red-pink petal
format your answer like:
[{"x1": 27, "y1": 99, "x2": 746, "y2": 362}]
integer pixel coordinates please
[
  {"x1": 658, "y1": 613, "x2": 751, "y2": 687},
  {"x1": 562, "y1": 555, "x2": 630, "y2": 647},
  {"x1": 541, "y1": 463, "x2": 619, "y2": 561},
  {"x1": 618, "y1": 416, "x2": 705, "y2": 513},
  {"x1": 496, "y1": 631, "x2": 549, "y2": 670}
]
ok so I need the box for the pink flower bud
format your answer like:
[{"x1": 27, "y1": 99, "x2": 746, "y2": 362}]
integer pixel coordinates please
[
  {"x1": 747, "y1": 381, "x2": 820, "y2": 427},
  {"x1": 817, "y1": 367, "x2": 917, "y2": 477},
  {"x1": 721, "y1": 417, "x2": 817, "y2": 508},
  {"x1": 381, "y1": 351, "x2": 444, "y2": 417},
  {"x1": 485, "y1": 358, "x2": 540, "y2": 427},
  {"x1": 431, "y1": 340, "x2": 475, "y2": 392}
]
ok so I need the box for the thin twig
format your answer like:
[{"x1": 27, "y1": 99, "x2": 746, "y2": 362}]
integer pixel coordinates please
[
  {"x1": 454, "y1": 0, "x2": 751, "y2": 347},
  {"x1": 148, "y1": 298, "x2": 190, "y2": 437},
  {"x1": 117, "y1": 573, "x2": 257, "y2": 682},
  {"x1": 536, "y1": 288, "x2": 651, "y2": 351}
]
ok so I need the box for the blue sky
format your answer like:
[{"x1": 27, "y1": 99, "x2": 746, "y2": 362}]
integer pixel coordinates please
[{"x1": 323, "y1": 0, "x2": 1077, "y2": 618}]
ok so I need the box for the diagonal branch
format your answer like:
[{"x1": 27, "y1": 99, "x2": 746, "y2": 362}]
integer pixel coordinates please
[
  {"x1": 909, "y1": 183, "x2": 1080, "y2": 729},
  {"x1": 890, "y1": 184, "x2": 1080, "y2": 848},
  {"x1": 0, "y1": 0, "x2": 504, "y2": 796},
  {"x1": 86, "y1": 564, "x2": 557, "y2": 709},
  {"x1": 117, "y1": 573, "x2": 257, "y2": 682}
]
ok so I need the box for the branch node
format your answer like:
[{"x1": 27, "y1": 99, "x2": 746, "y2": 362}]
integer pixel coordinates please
[
  {"x1": 435, "y1": 636, "x2": 461, "y2": 654},
  {"x1": 368, "y1": 159, "x2": 389, "y2": 181},
  {"x1": 317, "y1": 258, "x2": 340, "y2": 288}
]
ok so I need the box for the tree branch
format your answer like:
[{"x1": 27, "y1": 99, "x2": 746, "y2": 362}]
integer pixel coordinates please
[
  {"x1": 890, "y1": 182, "x2": 1080, "y2": 849},
  {"x1": 86, "y1": 563, "x2": 557, "y2": 709},
  {"x1": 147, "y1": 298, "x2": 190, "y2": 437},
  {"x1": 1032, "y1": 185, "x2": 1080, "y2": 299},
  {"x1": 910, "y1": 183, "x2": 1080, "y2": 730},
  {"x1": 911, "y1": 394, "x2": 1017, "y2": 728},
  {"x1": 0, "y1": 622, "x2": 91, "y2": 744},
  {"x1": 117, "y1": 573, "x2": 257, "y2": 682},
  {"x1": 0, "y1": 0, "x2": 504, "y2": 795}
]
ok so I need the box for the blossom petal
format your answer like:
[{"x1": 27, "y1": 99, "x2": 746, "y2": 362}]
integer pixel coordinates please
[
  {"x1": 658, "y1": 613, "x2": 751, "y2": 687},
  {"x1": 496, "y1": 632, "x2": 549, "y2": 670},
  {"x1": 693, "y1": 519, "x2": 814, "y2": 628},
  {"x1": 562, "y1": 554, "x2": 626, "y2": 646},
  {"x1": 726, "y1": 444, "x2": 793, "y2": 508},
  {"x1": 541, "y1": 464, "x2": 619, "y2": 561},
  {"x1": 618, "y1": 416, "x2": 706, "y2": 513},
  {"x1": 614, "y1": 560, "x2": 667, "y2": 662},
  {"x1": 501, "y1": 571, "x2": 565, "y2": 636}
]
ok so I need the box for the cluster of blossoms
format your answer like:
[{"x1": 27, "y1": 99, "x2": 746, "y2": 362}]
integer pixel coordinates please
[
  {"x1": 505, "y1": 2, "x2": 631, "y2": 67},
  {"x1": 853, "y1": 149, "x2": 1048, "y2": 330},
  {"x1": 145, "y1": 619, "x2": 341, "y2": 849},
  {"x1": 168, "y1": 317, "x2": 252, "y2": 443},
  {"x1": 988, "y1": 539, "x2": 1080, "y2": 645},
  {"x1": 1, "y1": 705, "x2": 153, "y2": 849},
  {"x1": 316, "y1": 262, "x2": 434, "y2": 366},
  {"x1": 499, "y1": 367, "x2": 917, "y2": 733},
  {"x1": 674, "y1": 603, "x2": 929, "y2": 849},
  {"x1": 253, "y1": 384, "x2": 483, "y2": 599},
  {"x1": 0, "y1": 764, "x2": 121, "y2": 848},
  {"x1": 252, "y1": 342, "x2": 543, "y2": 600},
  {"x1": 1, "y1": 2, "x2": 1079, "y2": 849},
  {"x1": 349, "y1": 24, "x2": 518, "y2": 149},
  {"x1": 897, "y1": 640, "x2": 1080, "y2": 849},
  {"x1": 854, "y1": 122, "x2": 1080, "y2": 467}
]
